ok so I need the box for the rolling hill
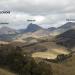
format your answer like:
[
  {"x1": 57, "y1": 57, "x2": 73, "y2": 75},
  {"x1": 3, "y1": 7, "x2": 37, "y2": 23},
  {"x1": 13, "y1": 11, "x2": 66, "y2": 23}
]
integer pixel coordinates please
[{"x1": 56, "y1": 29, "x2": 75, "y2": 50}]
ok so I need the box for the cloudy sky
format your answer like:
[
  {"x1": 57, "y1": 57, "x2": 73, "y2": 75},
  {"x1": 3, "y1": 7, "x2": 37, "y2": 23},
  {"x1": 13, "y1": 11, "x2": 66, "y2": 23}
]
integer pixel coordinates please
[{"x1": 0, "y1": 0, "x2": 75, "y2": 29}]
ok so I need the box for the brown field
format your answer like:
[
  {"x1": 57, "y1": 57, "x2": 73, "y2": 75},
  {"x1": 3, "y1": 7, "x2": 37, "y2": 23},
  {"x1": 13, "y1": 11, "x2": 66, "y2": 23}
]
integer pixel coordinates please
[
  {"x1": 32, "y1": 49, "x2": 70, "y2": 59},
  {"x1": 51, "y1": 55, "x2": 75, "y2": 75},
  {"x1": 0, "y1": 68, "x2": 16, "y2": 75}
]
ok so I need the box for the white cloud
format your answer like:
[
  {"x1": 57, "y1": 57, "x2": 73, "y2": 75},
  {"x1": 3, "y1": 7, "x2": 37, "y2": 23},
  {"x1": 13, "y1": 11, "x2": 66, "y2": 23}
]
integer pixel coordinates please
[{"x1": 0, "y1": 0, "x2": 75, "y2": 29}]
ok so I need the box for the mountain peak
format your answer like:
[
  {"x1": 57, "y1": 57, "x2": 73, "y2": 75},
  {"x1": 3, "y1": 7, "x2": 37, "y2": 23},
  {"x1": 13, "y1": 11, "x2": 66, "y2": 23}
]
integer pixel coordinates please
[
  {"x1": 27, "y1": 23, "x2": 42, "y2": 29},
  {"x1": 24, "y1": 23, "x2": 42, "y2": 32},
  {"x1": 65, "y1": 22, "x2": 75, "y2": 26},
  {"x1": 58, "y1": 22, "x2": 75, "y2": 29},
  {"x1": 0, "y1": 26, "x2": 16, "y2": 35}
]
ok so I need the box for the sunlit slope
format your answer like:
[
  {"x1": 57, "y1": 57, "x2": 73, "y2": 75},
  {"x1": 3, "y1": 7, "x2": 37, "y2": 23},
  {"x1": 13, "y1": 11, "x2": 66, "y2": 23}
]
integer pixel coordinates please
[
  {"x1": 51, "y1": 55, "x2": 75, "y2": 75},
  {"x1": 32, "y1": 49, "x2": 70, "y2": 59}
]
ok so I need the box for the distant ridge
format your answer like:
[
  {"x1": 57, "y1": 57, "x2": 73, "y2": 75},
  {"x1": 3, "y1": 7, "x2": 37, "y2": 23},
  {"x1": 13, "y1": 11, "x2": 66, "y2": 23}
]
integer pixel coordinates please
[
  {"x1": 51, "y1": 22, "x2": 75, "y2": 36},
  {"x1": 0, "y1": 26, "x2": 17, "y2": 35},
  {"x1": 47, "y1": 27, "x2": 56, "y2": 31}
]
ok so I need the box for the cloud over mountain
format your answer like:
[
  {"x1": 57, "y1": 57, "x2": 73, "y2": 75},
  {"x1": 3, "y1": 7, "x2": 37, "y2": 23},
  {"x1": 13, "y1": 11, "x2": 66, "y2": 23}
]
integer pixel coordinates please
[{"x1": 0, "y1": 0, "x2": 75, "y2": 29}]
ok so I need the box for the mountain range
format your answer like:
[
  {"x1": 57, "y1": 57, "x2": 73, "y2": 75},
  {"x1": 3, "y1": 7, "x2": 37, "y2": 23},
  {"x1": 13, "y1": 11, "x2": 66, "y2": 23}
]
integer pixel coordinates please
[{"x1": 0, "y1": 22, "x2": 75, "y2": 41}]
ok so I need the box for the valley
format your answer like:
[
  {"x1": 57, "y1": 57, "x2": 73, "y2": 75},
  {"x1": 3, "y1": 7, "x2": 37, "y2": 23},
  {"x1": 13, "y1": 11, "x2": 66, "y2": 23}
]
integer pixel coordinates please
[{"x1": 0, "y1": 22, "x2": 75, "y2": 75}]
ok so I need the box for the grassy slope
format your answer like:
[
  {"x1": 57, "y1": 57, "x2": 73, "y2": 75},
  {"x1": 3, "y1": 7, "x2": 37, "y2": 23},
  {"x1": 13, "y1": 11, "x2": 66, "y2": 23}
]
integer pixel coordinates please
[
  {"x1": 51, "y1": 55, "x2": 75, "y2": 75},
  {"x1": 0, "y1": 68, "x2": 16, "y2": 75}
]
